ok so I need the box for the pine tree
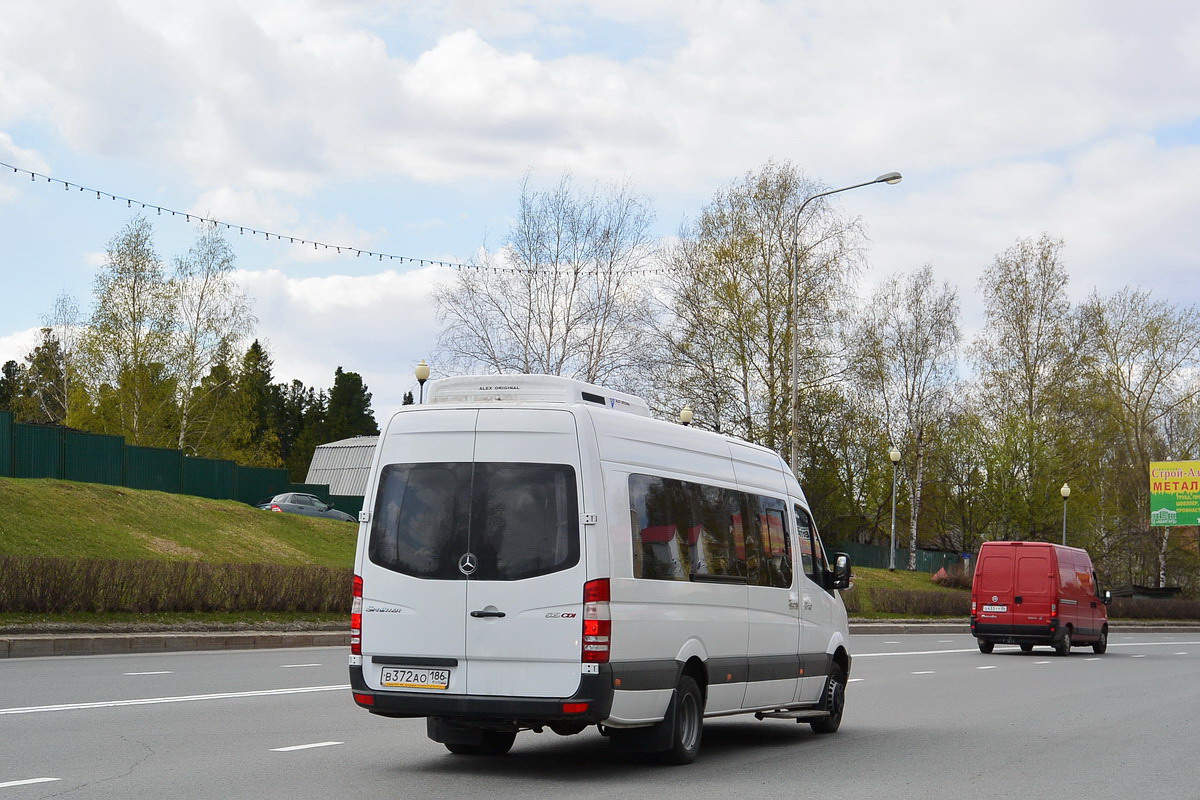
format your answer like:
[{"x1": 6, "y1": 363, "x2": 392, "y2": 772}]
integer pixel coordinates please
[{"x1": 326, "y1": 367, "x2": 379, "y2": 441}]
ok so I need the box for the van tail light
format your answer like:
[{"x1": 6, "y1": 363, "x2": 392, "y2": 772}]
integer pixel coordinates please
[
  {"x1": 351, "y1": 574, "x2": 363, "y2": 656},
  {"x1": 582, "y1": 578, "x2": 611, "y2": 664},
  {"x1": 971, "y1": 600, "x2": 976, "y2": 613},
  {"x1": 1050, "y1": 603, "x2": 1057, "y2": 617}
]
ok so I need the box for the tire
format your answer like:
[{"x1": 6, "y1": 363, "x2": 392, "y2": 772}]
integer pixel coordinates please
[
  {"x1": 1055, "y1": 628, "x2": 1072, "y2": 657},
  {"x1": 656, "y1": 675, "x2": 704, "y2": 765},
  {"x1": 444, "y1": 731, "x2": 516, "y2": 756},
  {"x1": 1019, "y1": 643, "x2": 1034, "y2": 653},
  {"x1": 810, "y1": 661, "x2": 847, "y2": 735},
  {"x1": 1092, "y1": 628, "x2": 1108, "y2": 655},
  {"x1": 978, "y1": 639, "x2": 994, "y2": 654}
]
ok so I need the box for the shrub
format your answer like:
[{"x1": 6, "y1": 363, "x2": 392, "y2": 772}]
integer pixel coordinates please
[
  {"x1": 842, "y1": 586, "x2": 971, "y2": 617},
  {"x1": 931, "y1": 567, "x2": 973, "y2": 590},
  {"x1": 0, "y1": 555, "x2": 352, "y2": 614},
  {"x1": 1110, "y1": 596, "x2": 1200, "y2": 621}
]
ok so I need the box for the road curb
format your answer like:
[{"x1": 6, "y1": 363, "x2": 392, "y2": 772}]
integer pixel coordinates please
[{"x1": 0, "y1": 631, "x2": 351, "y2": 659}]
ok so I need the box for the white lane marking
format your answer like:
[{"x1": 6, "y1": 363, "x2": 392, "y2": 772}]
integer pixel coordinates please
[
  {"x1": 270, "y1": 741, "x2": 344, "y2": 752},
  {"x1": 1176, "y1": 652, "x2": 1189, "y2": 655},
  {"x1": 937, "y1": 640, "x2": 954, "y2": 643},
  {"x1": 1086, "y1": 658, "x2": 1101, "y2": 661},
  {"x1": 280, "y1": 664, "x2": 321, "y2": 668},
  {"x1": 124, "y1": 671, "x2": 173, "y2": 676},
  {"x1": 0, "y1": 685, "x2": 349, "y2": 716},
  {"x1": 911, "y1": 671, "x2": 935, "y2": 675},
  {"x1": 1034, "y1": 661, "x2": 1051, "y2": 664},
  {"x1": 884, "y1": 641, "x2": 900, "y2": 644},
  {"x1": 1132, "y1": 654, "x2": 1147, "y2": 658},
  {"x1": 976, "y1": 665, "x2": 997, "y2": 670},
  {"x1": 848, "y1": 678, "x2": 865, "y2": 683},
  {"x1": 0, "y1": 778, "x2": 61, "y2": 788},
  {"x1": 856, "y1": 641, "x2": 1200, "y2": 658}
]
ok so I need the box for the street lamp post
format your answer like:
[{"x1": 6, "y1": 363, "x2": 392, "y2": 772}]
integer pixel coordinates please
[
  {"x1": 1060, "y1": 483, "x2": 1071, "y2": 545},
  {"x1": 679, "y1": 405, "x2": 694, "y2": 426},
  {"x1": 415, "y1": 360, "x2": 430, "y2": 404},
  {"x1": 789, "y1": 172, "x2": 902, "y2": 475},
  {"x1": 889, "y1": 447, "x2": 901, "y2": 570}
]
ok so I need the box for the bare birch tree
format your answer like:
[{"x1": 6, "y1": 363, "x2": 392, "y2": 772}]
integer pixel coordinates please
[
  {"x1": 171, "y1": 222, "x2": 254, "y2": 451},
  {"x1": 656, "y1": 160, "x2": 865, "y2": 453},
  {"x1": 852, "y1": 266, "x2": 960, "y2": 568},
  {"x1": 1082, "y1": 288, "x2": 1200, "y2": 587},
  {"x1": 433, "y1": 174, "x2": 657, "y2": 385}
]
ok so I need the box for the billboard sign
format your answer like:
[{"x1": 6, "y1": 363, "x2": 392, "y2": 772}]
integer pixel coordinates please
[{"x1": 1149, "y1": 460, "x2": 1200, "y2": 526}]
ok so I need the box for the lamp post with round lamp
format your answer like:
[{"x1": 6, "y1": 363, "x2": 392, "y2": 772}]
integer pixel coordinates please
[
  {"x1": 889, "y1": 447, "x2": 901, "y2": 570},
  {"x1": 415, "y1": 360, "x2": 430, "y2": 404},
  {"x1": 679, "y1": 405, "x2": 694, "y2": 426},
  {"x1": 1060, "y1": 483, "x2": 1071, "y2": 545}
]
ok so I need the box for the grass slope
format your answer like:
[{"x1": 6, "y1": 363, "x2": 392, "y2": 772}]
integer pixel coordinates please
[
  {"x1": 0, "y1": 477, "x2": 357, "y2": 568},
  {"x1": 851, "y1": 565, "x2": 966, "y2": 593}
]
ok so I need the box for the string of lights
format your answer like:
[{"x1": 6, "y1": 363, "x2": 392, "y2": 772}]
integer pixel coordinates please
[{"x1": 0, "y1": 160, "x2": 674, "y2": 275}]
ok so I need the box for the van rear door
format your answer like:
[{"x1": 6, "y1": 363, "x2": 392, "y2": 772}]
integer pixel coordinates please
[
  {"x1": 360, "y1": 409, "x2": 477, "y2": 694},
  {"x1": 1014, "y1": 549, "x2": 1054, "y2": 631},
  {"x1": 464, "y1": 409, "x2": 586, "y2": 698},
  {"x1": 975, "y1": 547, "x2": 1015, "y2": 633}
]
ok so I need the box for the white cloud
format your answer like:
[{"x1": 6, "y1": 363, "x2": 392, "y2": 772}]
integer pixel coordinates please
[
  {"x1": 0, "y1": 327, "x2": 42, "y2": 367},
  {"x1": 234, "y1": 264, "x2": 449, "y2": 420}
]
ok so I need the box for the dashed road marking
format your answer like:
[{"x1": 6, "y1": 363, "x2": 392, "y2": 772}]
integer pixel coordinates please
[
  {"x1": 281, "y1": 664, "x2": 321, "y2": 668},
  {"x1": 271, "y1": 741, "x2": 344, "y2": 752},
  {"x1": 1132, "y1": 655, "x2": 1147, "y2": 658},
  {"x1": 911, "y1": 671, "x2": 935, "y2": 675},
  {"x1": 1176, "y1": 652, "x2": 1189, "y2": 655},
  {"x1": 1034, "y1": 661, "x2": 1051, "y2": 665},
  {"x1": 1085, "y1": 658, "x2": 1101, "y2": 661},
  {"x1": 848, "y1": 678, "x2": 865, "y2": 683},
  {"x1": 124, "y1": 671, "x2": 173, "y2": 676},
  {"x1": 976, "y1": 665, "x2": 997, "y2": 670},
  {"x1": 0, "y1": 778, "x2": 61, "y2": 789}
]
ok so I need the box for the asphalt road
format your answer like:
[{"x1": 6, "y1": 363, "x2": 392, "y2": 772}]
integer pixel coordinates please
[{"x1": 2, "y1": 633, "x2": 1197, "y2": 799}]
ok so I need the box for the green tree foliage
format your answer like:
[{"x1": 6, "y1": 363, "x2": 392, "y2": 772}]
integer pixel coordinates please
[
  {"x1": 326, "y1": 367, "x2": 379, "y2": 441},
  {"x1": 0, "y1": 360, "x2": 26, "y2": 414},
  {"x1": 16, "y1": 328, "x2": 70, "y2": 424}
]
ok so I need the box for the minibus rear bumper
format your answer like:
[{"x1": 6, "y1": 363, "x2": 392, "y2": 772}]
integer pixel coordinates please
[{"x1": 349, "y1": 665, "x2": 615, "y2": 725}]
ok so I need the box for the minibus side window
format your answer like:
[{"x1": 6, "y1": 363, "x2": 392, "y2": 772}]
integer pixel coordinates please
[{"x1": 794, "y1": 505, "x2": 815, "y2": 578}]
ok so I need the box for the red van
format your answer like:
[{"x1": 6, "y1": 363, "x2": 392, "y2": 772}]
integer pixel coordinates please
[{"x1": 970, "y1": 541, "x2": 1112, "y2": 656}]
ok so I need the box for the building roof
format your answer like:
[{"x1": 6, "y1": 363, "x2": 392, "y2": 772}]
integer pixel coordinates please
[{"x1": 305, "y1": 436, "x2": 378, "y2": 496}]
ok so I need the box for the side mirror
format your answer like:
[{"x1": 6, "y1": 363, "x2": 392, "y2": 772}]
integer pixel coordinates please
[
  {"x1": 832, "y1": 553, "x2": 852, "y2": 590},
  {"x1": 1103, "y1": 590, "x2": 1112, "y2": 606}
]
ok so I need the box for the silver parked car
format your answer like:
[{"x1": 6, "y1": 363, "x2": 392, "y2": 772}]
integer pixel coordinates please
[{"x1": 257, "y1": 492, "x2": 356, "y2": 522}]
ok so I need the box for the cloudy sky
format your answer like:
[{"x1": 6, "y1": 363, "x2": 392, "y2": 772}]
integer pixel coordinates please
[{"x1": 2, "y1": 1, "x2": 1198, "y2": 422}]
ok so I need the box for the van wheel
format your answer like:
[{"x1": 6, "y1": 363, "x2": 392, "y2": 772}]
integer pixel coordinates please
[
  {"x1": 978, "y1": 640, "x2": 994, "y2": 654},
  {"x1": 1019, "y1": 643, "x2": 1034, "y2": 653},
  {"x1": 1055, "y1": 628, "x2": 1072, "y2": 657},
  {"x1": 1092, "y1": 629, "x2": 1108, "y2": 654},
  {"x1": 656, "y1": 675, "x2": 704, "y2": 765},
  {"x1": 445, "y1": 731, "x2": 516, "y2": 756},
  {"x1": 810, "y1": 662, "x2": 846, "y2": 735}
]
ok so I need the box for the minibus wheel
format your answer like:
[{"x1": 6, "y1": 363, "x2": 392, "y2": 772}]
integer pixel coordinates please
[
  {"x1": 1092, "y1": 629, "x2": 1108, "y2": 654},
  {"x1": 810, "y1": 662, "x2": 846, "y2": 734},
  {"x1": 657, "y1": 675, "x2": 704, "y2": 765},
  {"x1": 978, "y1": 639, "x2": 994, "y2": 654},
  {"x1": 445, "y1": 731, "x2": 516, "y2": 756},
  {"x1": 1055, "y1": 628, "x2": 1072, "y2": 657}
]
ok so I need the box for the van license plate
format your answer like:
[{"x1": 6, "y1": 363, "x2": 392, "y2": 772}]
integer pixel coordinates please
[
  {"x1": 380, "y1": 667, "x2": 450, "y2": 689},
  {"x1": 982, "y1": 604, "x2": 1007, "y2": 612}
]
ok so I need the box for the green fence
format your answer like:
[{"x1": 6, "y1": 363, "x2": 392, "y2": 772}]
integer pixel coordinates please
[
  {"x1": 65, "y1": 431, "x2": 124, "y2": 485},
  {"x1": 183, "y1": 456, "x2": 236, "y2": 500},
  {"x1": 0, "y1": 418, "x2": 348, "y2": 512},
  {"x1": 832, "y1": 542, "x2": 966, "y2": 573},
  {"x1": 0, "y1": 411, "x2": 13, "y2": 477}
]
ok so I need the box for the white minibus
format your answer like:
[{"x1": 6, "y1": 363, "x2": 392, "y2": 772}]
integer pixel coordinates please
[{"x1": 349, "y1": 375, "x2": 852, "y2": 763}]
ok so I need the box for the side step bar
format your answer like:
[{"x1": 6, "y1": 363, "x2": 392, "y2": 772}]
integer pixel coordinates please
[{"x1": 755, "y1": 708, "x2": 828, "y2": 721}]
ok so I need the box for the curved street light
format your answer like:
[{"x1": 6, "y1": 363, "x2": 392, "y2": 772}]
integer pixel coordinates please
[{"x1": 789, "y1": 172, "x2": 902, "y2": 475}]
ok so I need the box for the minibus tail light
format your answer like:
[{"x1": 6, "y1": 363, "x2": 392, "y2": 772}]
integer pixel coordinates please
[
  {"x1": 351, "y1": 574, "x2": 363, "y2": 656},
  {"x1": 582, "y1": 578, "x2": 611, "y2": 663}
]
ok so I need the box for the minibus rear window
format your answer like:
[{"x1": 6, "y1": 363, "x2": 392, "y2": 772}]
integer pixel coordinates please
[{"x1": 368, "y1": 462, "x2": 579, "y2": 581}]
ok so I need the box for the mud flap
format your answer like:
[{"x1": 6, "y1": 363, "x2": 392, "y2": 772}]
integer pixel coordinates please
[{"x1": 607, "y1": 689, "x2": 677, "y2": 753}]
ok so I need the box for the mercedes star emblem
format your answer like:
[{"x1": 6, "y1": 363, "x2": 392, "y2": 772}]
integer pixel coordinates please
[{"x1": 458, "y1": 552, "x2": 478, "y2": 576}]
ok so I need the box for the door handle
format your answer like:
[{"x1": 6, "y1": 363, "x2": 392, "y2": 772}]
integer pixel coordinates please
[
  {"x1": 788, "y1": 592, "x2": 799, "y2": 609},
  {"x1": 470, "y1": 610, "x2": 506, "y2": 618}
]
